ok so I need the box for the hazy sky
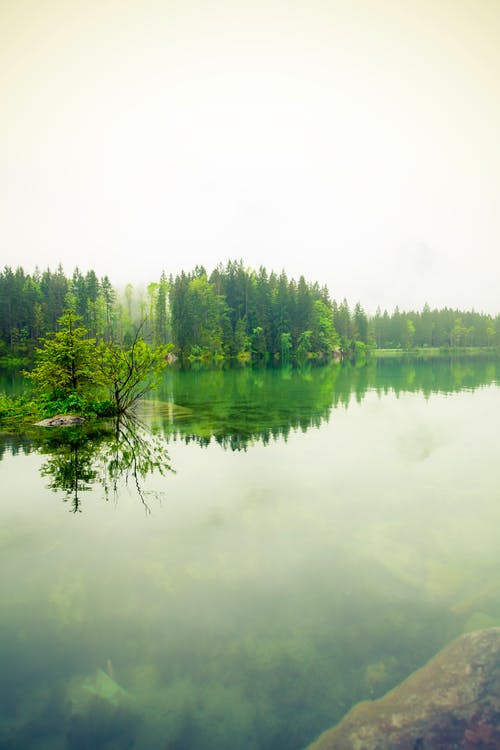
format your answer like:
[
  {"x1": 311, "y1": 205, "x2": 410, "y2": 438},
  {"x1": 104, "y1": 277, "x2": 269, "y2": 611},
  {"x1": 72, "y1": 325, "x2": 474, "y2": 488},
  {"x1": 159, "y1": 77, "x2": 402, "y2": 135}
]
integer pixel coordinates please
[{"x1": 2, "y1": 0, "x2": 499, "y2": 312}]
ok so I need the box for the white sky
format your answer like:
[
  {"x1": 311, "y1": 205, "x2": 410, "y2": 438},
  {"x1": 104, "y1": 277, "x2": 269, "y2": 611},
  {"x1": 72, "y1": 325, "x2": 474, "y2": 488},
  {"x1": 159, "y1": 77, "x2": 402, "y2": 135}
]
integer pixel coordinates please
[{"x1": 1, "y1": 0, "x2": 499, "y2": 313}]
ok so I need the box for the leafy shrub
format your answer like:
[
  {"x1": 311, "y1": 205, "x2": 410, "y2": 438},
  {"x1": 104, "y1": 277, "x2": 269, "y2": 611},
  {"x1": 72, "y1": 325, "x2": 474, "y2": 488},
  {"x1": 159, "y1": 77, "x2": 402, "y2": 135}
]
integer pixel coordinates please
[
  {"x1": 87, "y1": 399, "x2": 116, "y2": 417},
  {"x1": 38, "y1": 392, "x2": 85, "y2": 418},
  {"x1": 0, "y1": 392, "x2": 39, "y2": 424}
]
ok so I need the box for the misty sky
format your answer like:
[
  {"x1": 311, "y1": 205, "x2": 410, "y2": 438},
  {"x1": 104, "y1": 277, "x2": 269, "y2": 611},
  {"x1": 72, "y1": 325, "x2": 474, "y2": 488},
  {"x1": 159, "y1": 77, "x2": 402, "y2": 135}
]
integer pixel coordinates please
[{"x1": 1, "y1": 0, "x2": 499, "y2": 313}]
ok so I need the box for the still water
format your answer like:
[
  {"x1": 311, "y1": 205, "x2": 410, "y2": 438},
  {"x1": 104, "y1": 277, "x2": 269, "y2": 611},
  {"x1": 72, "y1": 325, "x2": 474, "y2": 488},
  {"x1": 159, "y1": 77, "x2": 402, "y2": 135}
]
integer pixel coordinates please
[{"x1": 1, "y1": 357, "x2": 500, "y2": 749}]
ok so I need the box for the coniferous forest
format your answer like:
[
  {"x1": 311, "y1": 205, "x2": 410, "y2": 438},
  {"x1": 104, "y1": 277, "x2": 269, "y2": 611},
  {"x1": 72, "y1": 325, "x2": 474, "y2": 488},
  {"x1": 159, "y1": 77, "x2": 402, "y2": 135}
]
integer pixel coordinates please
[{"x1": 1, "y1": 260, "x2": 499, "y2": 368}]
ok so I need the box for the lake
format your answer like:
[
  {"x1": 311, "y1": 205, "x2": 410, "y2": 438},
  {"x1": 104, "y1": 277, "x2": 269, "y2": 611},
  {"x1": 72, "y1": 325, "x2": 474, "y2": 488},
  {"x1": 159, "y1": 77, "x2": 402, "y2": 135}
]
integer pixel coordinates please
[{"x1": 1, "y1": 356, "x2": 500, "y2": 749}]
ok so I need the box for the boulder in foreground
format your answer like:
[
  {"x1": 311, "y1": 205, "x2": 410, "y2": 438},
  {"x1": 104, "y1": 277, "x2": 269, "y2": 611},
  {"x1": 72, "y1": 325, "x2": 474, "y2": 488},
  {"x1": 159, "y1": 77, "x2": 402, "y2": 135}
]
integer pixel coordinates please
[{"x1": 305, "y1": 627, "x2": 500, "y2": 750}]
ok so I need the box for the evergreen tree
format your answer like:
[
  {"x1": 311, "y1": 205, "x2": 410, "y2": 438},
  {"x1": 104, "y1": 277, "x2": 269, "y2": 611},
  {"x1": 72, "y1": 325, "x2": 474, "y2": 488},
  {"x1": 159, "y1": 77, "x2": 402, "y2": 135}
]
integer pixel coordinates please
[
  {"x1": 353, "y1": 303, "x2": 369, "y2": 344},
  {"x1": 154, "y1": 272, "x2": 169, "y2": 345},
  {"x1": 26, "y1": 311, "x2": 101, "y2": 399}
]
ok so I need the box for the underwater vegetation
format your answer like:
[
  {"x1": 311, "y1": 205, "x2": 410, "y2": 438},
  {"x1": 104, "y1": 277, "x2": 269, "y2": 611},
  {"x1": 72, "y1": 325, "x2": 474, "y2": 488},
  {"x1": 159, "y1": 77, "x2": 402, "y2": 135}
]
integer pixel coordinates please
[{"x1": 1, "y1": 358, "x2": 500, "y2": 749}]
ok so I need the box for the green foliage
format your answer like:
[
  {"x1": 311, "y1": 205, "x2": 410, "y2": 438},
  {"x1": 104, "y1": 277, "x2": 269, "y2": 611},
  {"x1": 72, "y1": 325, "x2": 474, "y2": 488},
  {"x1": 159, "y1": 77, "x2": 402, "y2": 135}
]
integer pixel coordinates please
[
  {"x1": 403, "y1": 319, "x2": 416, "y2": 349},
  {"x1": 1, "y1": 263, "x2": 499, "y2": 374},
  {"x1": 353, "y1": 340, "x2": 367, "y2": 362},
  {"x1": 170, "y1": 273, "x2": 228, "y2": 359},
  {"x1": 94, "y1": 330, "x2": 170, "y2": 414},
  {"x1": 372, "y1": 305, "x2": 499, "y2": 350},
  {"x1": 0, "y1": 391, "x2": 39, "y2": 425},
  {"x1": 154, "y1": 272, "x2": 169, "y2": 345},
  {"x1": 297, "y1": 330, "x2": 313, "y2": 361},
  {"x1": 169, "y1": 262, "x2": 340, "y2": 362},
  {"x1": 87, "y1": 398, "x2": 116, "y2": 417},
  {"x1": 2, "y1": 312, "x2": 170, "y2": 424},
  {"x1": 25, "y1": 311, "x2": 103, "y2": 400},
  {"x1": 310, "y1": 299, "x2": 339, "y2": 355},
  {"x1": 251, "y1": 326, "x2": 267, "y2": 359},
  {"x1": 280, "y1": 331, "x2": 292, "y2": 363},
  {"x1": 38, "y1": 392, "x2": 88, "y2": 418}
]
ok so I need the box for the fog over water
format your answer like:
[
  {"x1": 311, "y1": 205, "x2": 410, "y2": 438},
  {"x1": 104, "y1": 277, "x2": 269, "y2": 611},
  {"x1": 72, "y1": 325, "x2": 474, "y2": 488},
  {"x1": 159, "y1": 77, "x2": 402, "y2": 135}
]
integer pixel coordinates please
[{"x1": 1, "y1": 0, "x2": 500, "y2": 313}]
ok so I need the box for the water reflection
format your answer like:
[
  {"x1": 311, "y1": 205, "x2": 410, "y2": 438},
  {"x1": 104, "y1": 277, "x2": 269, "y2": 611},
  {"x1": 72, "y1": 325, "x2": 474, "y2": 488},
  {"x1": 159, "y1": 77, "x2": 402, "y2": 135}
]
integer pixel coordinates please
[
  {"x1": 1, "y1": 357, "x2": 499, "y2": 486},
  {"x1": 142, "y1": 356, "x2": 500, "y2": 450},
  {"x1": 0, "y1": 416, "x2": 173, "y2": 512},
  {"x1": 1, "y1": 357, "x2": 500, "y2": 749}
]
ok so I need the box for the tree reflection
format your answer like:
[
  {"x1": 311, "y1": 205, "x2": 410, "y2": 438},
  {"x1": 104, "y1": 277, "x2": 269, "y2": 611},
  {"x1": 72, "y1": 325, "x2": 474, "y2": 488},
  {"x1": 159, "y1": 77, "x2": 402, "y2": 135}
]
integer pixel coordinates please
[
  {"x1": 98, "y1": 415, "x2": 174, "y2": 512},
  {"x1": 147, "y1": 356, "x2": 500, "y2": 450},
  {"x1": 36, "y1": 417, "x2": 173, "y2": 512},
  {"x1": 40, "y1": 431, "x2": 98, "y2": 511},
  {"x1": 1, "y1": 356, "x2": 499, "y2": 489}
]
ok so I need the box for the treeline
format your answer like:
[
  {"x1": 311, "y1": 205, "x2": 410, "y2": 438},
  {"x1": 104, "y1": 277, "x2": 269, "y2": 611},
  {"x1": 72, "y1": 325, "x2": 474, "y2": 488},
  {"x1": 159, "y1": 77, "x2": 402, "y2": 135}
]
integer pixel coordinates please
[
  {"x1": 372, "y1": 305, "x2": 500, "y2": 349},
  {"x1": 0, "y1": 265, "x2": 169, "y2": 364},
  {"x1": 169, "y1": 262, "x2": 499, "y2": 357},
  {"x1": 169, "y1": 261, "x2": 338, "y2": 360},
  {"x1": 0, "y1": 262, "x2": 499, "y2": 366}
]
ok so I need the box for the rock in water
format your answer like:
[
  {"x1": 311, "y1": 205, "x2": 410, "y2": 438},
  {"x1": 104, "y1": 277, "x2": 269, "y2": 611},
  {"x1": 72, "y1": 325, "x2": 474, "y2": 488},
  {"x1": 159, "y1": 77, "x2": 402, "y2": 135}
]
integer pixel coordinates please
[
  {"x1": 305, "y1": 628, "x2": 500, "y2": 750},
  {"x1": 34, "y1": 415, "x2": 85, "y2": 427}
]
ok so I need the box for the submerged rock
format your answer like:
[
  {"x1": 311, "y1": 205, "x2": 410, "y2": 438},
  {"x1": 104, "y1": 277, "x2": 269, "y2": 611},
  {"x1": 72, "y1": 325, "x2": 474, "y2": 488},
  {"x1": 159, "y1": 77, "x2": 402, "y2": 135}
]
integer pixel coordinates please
[
  {"x1": 34, "y1": 414, "x2": 85, "y2": 427},
  {"x1": 305, "y1": 628, "x2": 500, "y2": 750},
  {"x1": 67, "y1": 667, "x2": 132, "y2": 713}
]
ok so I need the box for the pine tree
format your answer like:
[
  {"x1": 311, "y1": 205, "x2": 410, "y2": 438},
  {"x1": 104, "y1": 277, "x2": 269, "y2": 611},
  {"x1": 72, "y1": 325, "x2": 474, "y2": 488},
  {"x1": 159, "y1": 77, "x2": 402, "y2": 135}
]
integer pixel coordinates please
[{"x1": 26, "y1": 311, "x2": 101, "y2": 398}]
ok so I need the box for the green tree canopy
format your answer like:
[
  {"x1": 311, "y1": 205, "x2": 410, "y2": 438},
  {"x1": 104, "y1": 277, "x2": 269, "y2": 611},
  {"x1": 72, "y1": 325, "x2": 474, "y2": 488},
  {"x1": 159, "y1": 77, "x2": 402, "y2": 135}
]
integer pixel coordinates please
[
  {"x1": 94, "y1": 327, "x2": 171, "y2": 414},
  {"x1": 25, "y1": 311, "x2": 103, "y2": 399}
]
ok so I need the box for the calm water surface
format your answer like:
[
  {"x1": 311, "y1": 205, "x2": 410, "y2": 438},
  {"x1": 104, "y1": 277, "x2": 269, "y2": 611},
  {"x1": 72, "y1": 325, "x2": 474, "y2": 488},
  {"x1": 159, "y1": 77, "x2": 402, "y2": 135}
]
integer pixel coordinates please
[{"x1": 1, "y1": 358, "x2": 500, "y2": 749}]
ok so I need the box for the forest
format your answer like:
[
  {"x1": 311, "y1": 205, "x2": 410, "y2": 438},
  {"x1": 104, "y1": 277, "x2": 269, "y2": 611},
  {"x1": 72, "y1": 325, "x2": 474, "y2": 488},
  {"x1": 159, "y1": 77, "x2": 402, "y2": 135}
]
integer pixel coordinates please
[{"x1": 0, "y1": 261, "x2": 499, "y2": 368}]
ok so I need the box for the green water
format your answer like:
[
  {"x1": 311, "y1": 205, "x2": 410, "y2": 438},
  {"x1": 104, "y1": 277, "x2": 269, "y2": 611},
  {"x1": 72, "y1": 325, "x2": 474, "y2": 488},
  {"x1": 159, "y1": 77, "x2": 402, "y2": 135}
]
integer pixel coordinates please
[{"x1": 1, "y1": 357, "x2": 500, "y2": 749}]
